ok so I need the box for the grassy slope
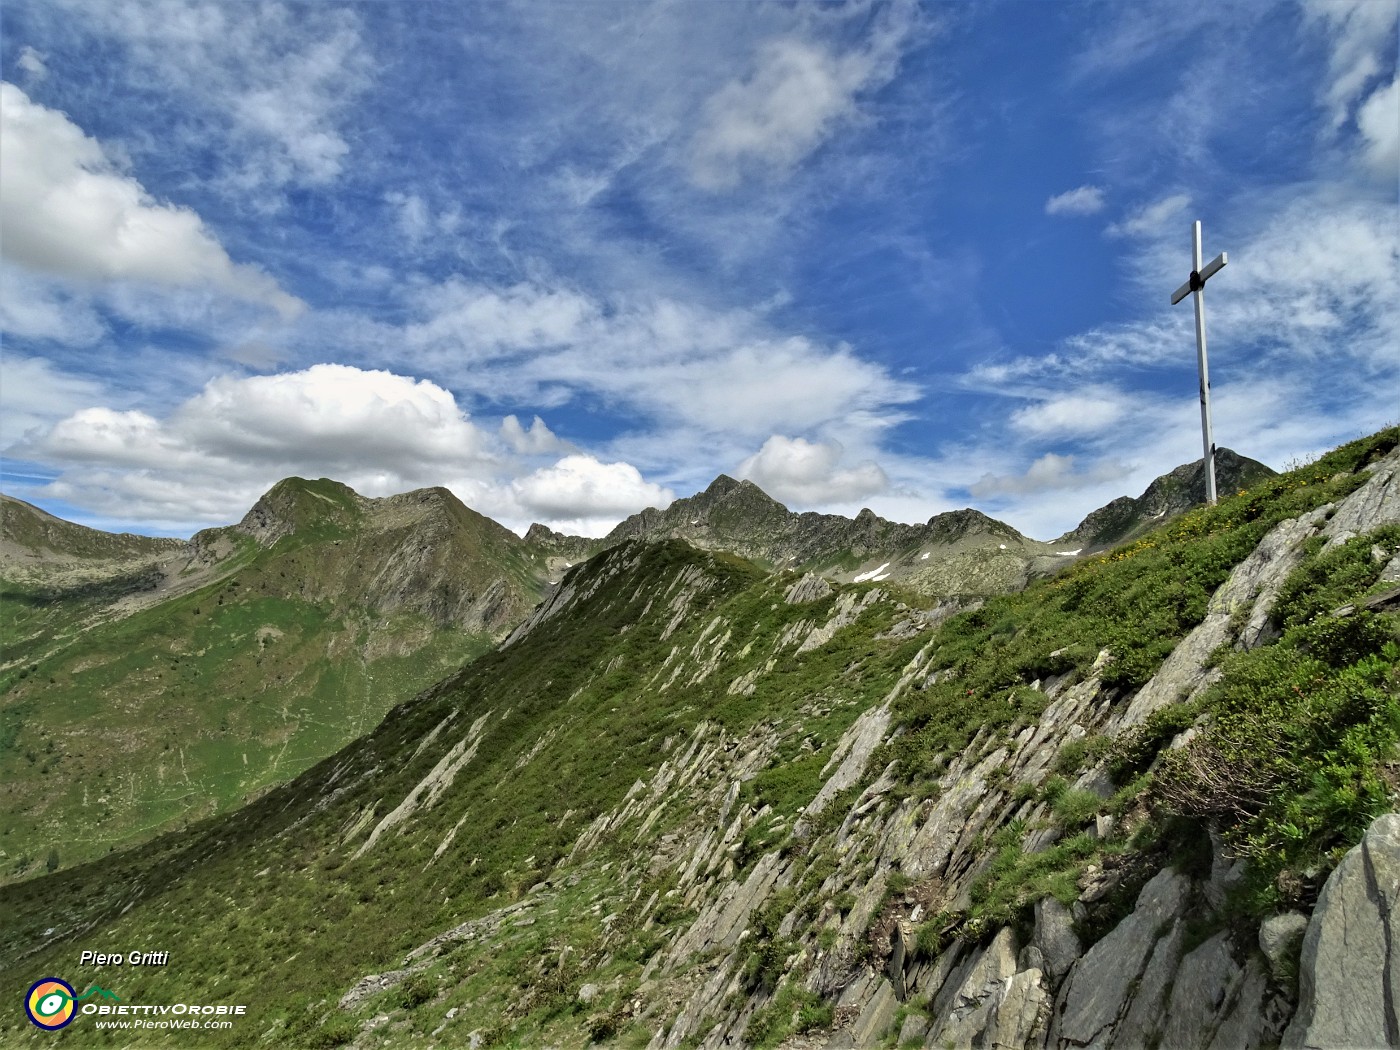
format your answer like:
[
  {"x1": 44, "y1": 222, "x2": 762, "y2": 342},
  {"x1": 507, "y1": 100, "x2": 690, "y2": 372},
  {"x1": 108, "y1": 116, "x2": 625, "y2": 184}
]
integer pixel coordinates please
[
  {"x1": 0, "y1": 480, "x2": 533, "y2": 881},
  {"x1": 0, "y1": 430, "x2": 1395, "y2": 1048}
]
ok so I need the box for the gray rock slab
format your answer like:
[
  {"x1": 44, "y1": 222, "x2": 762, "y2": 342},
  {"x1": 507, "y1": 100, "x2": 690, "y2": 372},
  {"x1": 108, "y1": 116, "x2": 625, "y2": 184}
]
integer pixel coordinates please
[
  {"x1": 927, "y1": 929, "x2": 1018, "y2": 1048},
  {"x1": 1207, "y1": 955, "x2": 1272, "y2": 1050},
  {"x1": 1112, "y1": 918, "x2": 1184, "y2": 1049},
  {"x1": 1159, "y1": 931, "x2": 1242, "y2": 1050},
  {"x1": 898, "y1": 1011, "x2": 930, "y2": 1046},
  {"x1": 983, "y1": 967, "x2": 1050, "y2": 1050},
  {"x1": 1033, "y1": 897, "x2": 1083, "y2": 981},
  {"x1": 848, "y1": 976, "x2": 900, "y2": 1048},
  {"x1": 1053, "y1": 868, "x2": 1191, "y2": 1047},
  {"x1": 1282, "y1": 812, "x2": 1400, "y2": 1050}
]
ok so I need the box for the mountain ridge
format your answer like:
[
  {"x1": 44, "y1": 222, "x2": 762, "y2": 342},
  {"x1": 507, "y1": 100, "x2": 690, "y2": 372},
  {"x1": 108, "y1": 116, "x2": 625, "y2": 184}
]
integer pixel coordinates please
[{"x1": 1, "y1": 426, "x2": 1394, "y2": 1050}]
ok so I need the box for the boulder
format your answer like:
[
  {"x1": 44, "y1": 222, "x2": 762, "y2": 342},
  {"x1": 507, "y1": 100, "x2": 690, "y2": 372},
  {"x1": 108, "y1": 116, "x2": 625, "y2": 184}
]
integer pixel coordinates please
[
  {"x1": 1257, "y1": 911, "x2": 1308, "y2": 983},
  {"x1": 1282, "y1": 812, "x2": 1400, "y2": 1049}
]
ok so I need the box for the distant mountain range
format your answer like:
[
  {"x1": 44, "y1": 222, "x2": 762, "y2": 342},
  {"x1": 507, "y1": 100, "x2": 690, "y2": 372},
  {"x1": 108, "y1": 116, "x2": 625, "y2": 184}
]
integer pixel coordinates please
[
  {"x1": 527, "y1": 448, "x2": 1276, "y2": 597},
  {"x1": 0, "y1": 448, "x2": 1273, "y2": 880}
]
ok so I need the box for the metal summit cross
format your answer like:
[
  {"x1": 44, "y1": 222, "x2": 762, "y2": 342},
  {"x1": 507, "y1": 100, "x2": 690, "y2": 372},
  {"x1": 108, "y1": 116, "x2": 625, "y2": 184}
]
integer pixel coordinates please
[{"x1": 1171, "y1": 220, "x2": 1228, "y2": 505}]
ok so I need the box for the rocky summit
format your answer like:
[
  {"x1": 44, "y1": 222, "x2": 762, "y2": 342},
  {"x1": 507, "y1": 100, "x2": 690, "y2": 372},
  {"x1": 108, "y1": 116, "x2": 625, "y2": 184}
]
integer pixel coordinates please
[{"x1": 0, "y1": 430, "x2": 1397, "y2": 1050}]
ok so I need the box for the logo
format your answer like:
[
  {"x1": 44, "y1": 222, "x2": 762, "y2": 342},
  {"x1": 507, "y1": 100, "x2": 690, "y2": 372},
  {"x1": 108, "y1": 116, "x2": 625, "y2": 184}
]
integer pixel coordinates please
[{"x1": 24, "y1": 979, "x2": 120, "y2": 1030}]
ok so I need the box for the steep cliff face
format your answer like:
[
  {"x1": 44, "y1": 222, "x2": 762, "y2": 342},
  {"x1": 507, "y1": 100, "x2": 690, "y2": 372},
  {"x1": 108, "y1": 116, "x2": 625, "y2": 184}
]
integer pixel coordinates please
[{"x1": 0, "y1": 431, "x2": 1395, "y2": 1050}]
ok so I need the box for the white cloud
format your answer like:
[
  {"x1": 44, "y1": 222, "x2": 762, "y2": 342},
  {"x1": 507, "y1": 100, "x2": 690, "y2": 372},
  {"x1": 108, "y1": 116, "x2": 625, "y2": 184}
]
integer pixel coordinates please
[
  {"x1": 0, "y1": 355, "x2": 106, "y2": 449},
  {"x1": 970, "y1": 453, "x2": 1132, "y2": 499},
  {"x1": 59, "y1": 0, "x2": 373, "y2": 191},
  {"x1": 406, "y1": 280, "x2": 598, "y2": 359},
  {"x1": 687, "y1": 12, "x2": 912, "y2": 191},
  {"x1": 738, "y1": 435, "x2": 888, "y2": 506},
  {"x1": 1045, "y1": 185, "x2": 1106, "y2": 216},
  {"x1": 1105, "y1": 193, "x2": 1192, "y2": 238},
  {"x1": 1356, "y1": 76, "x2": 1399, "y2": 175},
  {"x1": 12, "y1": 365, "x2": 494, "y2": 520},
  {"x1": 403, "y1": 279, "x2": 919, "y2": 441},
  {"x1": 0, "y1": 83, "x2": 301, "y2": 317},
  {"x1": 0, "y1": 264, "x2": 106, "y2": 345},
  {"x1": 1304, "y1": 0, "x2": 1400, "y2": 132},
  {"x1": 1010, "y1": 394, "x2": 1126, "y2": 437},
  {"x1": 16, "y1": 46, "x2": 48, "y2": 81},
  {"x1": 500, "y1": 414, "x2": 569, "y2": 456},
  {"x1": 384, "y1": 191, "x2": 463, "y2": 246},
  {"x1": 509, "y1": 455, "x2": 673, "y2": 528},
  {"x1": 172, "y1": 365, "x2": 493, "y2": 469},
  {"x1": 9, "y1": 364, "x2": 678, "y2": 537}
]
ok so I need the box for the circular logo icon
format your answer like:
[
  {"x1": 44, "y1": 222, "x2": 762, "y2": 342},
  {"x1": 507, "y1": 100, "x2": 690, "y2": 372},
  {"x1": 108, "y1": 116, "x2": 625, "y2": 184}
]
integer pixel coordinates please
[{"x1": 25, "y1": 978, "x2": 77, "y2": 1030}]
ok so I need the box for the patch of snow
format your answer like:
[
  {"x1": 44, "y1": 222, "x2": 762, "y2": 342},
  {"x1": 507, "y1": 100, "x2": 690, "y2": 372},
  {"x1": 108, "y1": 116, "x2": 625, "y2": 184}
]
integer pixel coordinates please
[
  {"x1": 920, "y1": 552, "x2": 929, "y2": 560},
  {"x1": 999, "y1": 543, "x2": 1007, "y2": 550},
  {"x1": 691, "y1": 519, "x2": 700, "y2": 524},
  {"x1": 1055, "y1": 549, "x2": 1082, "y2": 556},
  {"x1": 852, "y1": 562, "x2": 890, "y2": 583},
  {"x1": 564, "y1": 562, "x2": 573, "y2": 567},
  {"x1": 871, "y1": 572, "x2": 891, "y2": 582}
]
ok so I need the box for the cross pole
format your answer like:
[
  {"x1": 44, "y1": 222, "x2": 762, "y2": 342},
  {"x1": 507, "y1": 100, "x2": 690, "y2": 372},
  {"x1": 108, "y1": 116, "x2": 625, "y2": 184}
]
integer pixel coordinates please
[{"x1": 1171, "y1": 220, "x2": 1227, "y2": 505}]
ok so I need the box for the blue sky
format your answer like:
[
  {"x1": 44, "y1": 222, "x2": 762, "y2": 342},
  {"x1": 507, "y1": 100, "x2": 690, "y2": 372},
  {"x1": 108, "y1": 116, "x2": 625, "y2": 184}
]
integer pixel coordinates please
[{"x1": 1, "y1": 1, "x2": 1396, "y2": 539}]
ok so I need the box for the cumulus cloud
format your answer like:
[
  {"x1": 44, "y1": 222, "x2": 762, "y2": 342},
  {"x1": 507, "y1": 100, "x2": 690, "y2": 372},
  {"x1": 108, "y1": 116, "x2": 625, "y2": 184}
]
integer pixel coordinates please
[
  {"x1": 509, "y1": 455, "x2": 673, "y2": 524},
  {"x1": 11, "y1": 365, "x2": 490, "y2": 523},
  {"x1": 688, "y1": 13, "x2": 911, "y2": 191},
  {"x1": 0, "y1": 84, "x2": 302, "y2": 317},
  {"x1": 10, "y1": 364, "x2": 678, "y2": 536},
  {"x1": 1105, "y1": 193, "x2": 1191, "y2": 238},
  {"x1": 737, "y1": 435, "x2": 888, "y2": 506},
  {"x1": 173, "y1": 365, "x2": 493, "y2": 468},
  {"x1": 500, "y1": 414, "x2": 570, "y2": 455},
  {"x1": 970, "y1": 452, "x2": 1131, "y2": 499},
  {"x1": 1045, "y1": 185, "x2": 1106, "y2": 216},
  {"x1": 20, "y1": 365, "x2": 491, "y2": 473}
]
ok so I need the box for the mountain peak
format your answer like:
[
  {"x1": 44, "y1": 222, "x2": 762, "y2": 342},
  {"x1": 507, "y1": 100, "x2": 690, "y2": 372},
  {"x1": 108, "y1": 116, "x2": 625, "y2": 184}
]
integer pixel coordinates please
[
  {"x1": 1059, "y1": 447, "x2": 1277, "y2": 549},
  {"x1": 701, "y1": 474, "x2": 743, "y2": 497},
  {"x1": 235, "y1": 477, "x2": 363, "y2": 546}
]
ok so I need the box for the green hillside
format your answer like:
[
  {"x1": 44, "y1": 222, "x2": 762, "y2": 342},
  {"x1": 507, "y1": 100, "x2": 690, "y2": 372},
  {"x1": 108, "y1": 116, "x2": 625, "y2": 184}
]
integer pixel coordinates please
[
  {"x1": 0, "y1": 479, "x2": 549, "y2": 881},
  {"x1": 0, "y1": 429, "x2": 1395, "y2": 1048}
]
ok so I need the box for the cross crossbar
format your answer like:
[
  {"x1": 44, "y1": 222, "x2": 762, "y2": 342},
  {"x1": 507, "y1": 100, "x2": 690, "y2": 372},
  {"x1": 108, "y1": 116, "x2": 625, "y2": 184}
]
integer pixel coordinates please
[{"x1": 1171, "y1": 251, "x2": 1227, "y2": 305}]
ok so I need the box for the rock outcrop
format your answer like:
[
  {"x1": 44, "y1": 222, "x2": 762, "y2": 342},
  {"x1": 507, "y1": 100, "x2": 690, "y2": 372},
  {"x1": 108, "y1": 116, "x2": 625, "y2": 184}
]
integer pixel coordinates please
[{"x1": 1283, "y1": 813, "x2": 1400, "y2": 1050}]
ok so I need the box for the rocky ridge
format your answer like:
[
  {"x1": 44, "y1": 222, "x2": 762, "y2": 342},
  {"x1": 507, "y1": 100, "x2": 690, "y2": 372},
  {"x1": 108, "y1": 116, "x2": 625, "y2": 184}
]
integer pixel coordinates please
[
  {"x1": 1, "y1": 434, "x2": 1394, "y2": 1049},
  {"x1": 309, "y1": 433, "x2": 1397, "y2": 1049}
]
